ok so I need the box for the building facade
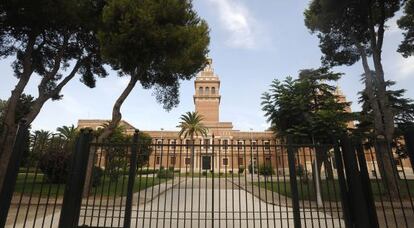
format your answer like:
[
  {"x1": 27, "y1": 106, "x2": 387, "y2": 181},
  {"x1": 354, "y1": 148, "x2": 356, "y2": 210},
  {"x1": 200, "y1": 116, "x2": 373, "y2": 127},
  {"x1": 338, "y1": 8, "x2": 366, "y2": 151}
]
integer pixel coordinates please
[{"x1": 77, "y1": 59, "x2": 412, "y2": 175}]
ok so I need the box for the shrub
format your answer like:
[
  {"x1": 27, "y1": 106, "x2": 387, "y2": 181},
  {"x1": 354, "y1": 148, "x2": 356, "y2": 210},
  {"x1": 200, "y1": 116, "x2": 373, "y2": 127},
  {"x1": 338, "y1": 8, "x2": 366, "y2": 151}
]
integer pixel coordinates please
[
  {"x1": 238, "y1": 166, "x2": 245, "y2": 174},
  {"x1": 157, "y1": 167, "x2": 174, "y2": 179},
  {"x1": 39, "y1": 150, "x2": 71, "y2": 183},
  {"x1": 296, "y1": 164, "x2": 304, "y2": 178},
  {"x1": 136, "y1": 169, "x2": 157, "y2": 175},
  {"x1": 92, "y1": 166, "x2": 104, "y2": 187},
  {"x1": 248, "y1": 164, "x2": 258, "y2": 174},
  {"x1": 258, "y1": 165, "x2": 275, "y2": 176}
]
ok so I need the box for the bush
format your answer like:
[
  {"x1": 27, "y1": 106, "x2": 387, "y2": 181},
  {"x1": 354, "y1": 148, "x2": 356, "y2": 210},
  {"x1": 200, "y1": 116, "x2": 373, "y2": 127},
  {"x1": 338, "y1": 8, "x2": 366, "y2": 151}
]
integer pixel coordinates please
[
  {"x1": 238, "y1": 166, "x2": 245, "y2": 174},
  {"x1": 258, "y1": 165, "x2": 275, "y2": 176},
  {"x1": 157, "y1": 167, "x2": 174, "y2": 179},
  {"x1": 92, "y1": 166, "x2": 104, "y2": 187},
  {"x1": 248, "y1": 164, "x2": 258, "y2": 174},
  {"x1": 136, "y1": 169, "x2": 157, "y2": 175},
  {"x1": 39, "y1": 150, "x2": 71, "y2": 183},
  {"x1": 296, "y1": 164, "x2": 304, "y2": 178}
]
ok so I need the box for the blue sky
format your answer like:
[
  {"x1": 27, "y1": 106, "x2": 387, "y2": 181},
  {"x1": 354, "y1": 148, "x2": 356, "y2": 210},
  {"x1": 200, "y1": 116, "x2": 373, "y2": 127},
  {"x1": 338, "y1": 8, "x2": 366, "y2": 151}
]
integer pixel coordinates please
[{"x1": 1, "y1": 0, "x2": 413, "y2": 132}]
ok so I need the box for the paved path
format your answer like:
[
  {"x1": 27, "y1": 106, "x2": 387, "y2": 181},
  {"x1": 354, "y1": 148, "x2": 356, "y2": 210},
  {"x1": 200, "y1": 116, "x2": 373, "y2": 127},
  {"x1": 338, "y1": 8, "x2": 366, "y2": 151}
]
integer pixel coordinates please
[{"x1": 81, "y1": 178, "x2": 343, "y2": 228}]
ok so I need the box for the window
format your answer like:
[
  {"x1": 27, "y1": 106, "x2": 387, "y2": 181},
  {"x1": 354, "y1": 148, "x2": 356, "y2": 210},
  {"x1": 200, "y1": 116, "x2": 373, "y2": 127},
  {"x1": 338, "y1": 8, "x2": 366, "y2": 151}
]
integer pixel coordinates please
[
  {"x1": 170, "y1": 140, "x2": 176, "y2": 149},
  {"x1": 252, "y1": 141, "x2": 257, "y2": 150},
  {"x1": 185, "y1": 139, "x2": 191, "y2": 150},
  {"x1": 156, "y1": 156, "x2": 160, "y2": 165},
  {"x1": 157, "y1": 140, "x2": 162, "y2": 149},
  {"x1": 237, "y1": 141, "x2": 244, "y2": 150},
  {"x1": 211, "y1": 87, "x2": 216, "y2": 94},
  {"x1": 264, "y1": 142, "x2": 271, "y2": 151},
  {"x1": 238, "y1": 157, "x2": 244, "y2": 165},
  {"x1": 204, "y1": 139, "x2": 211, "y2": 149},
  {"x1": 170, "y1": 156, "x2": 176, "y2": 165},
  {"x1": 185, "y1": 157, "x2": 191, "y2": 165},
  {"x1": 223, "y1": 158, "x2": 229, "y2": 166},
  {"x1": 199, "y1": 87, "x2": 203, "y2": 95},
  {"x1": 205, "y1": 87, "x2": 210, "y2": 95},
  {"x1": 222, "y1": 139, "x2": 228, "y2": 149}
]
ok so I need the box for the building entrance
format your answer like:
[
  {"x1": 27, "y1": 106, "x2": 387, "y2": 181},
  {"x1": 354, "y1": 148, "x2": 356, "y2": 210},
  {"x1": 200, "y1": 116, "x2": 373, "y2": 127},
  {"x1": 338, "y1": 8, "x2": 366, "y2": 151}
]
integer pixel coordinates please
[{"x1": 202, "y1": 155, "x2": 212, "y2": 170}]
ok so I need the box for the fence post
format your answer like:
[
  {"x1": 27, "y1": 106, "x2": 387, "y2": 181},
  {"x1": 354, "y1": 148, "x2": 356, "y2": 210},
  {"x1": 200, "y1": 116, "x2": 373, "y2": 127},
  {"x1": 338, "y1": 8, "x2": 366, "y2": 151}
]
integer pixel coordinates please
[
  {"x1": 340, "y1": 135, "x2": 378, "y2": 228},
  {"x1": 287, "y1": 136, "x2": 301, "y2": 228},
  {"x1": 355, "y1": 142, "x2": 379, "y2": 228},
  {"x1": 404, "y1": 127, "x2": 414, "y2": 172},
  {"x1": 124, "y1": 130, "x2": 139, "y2": 228},
  {"x1": 0, "y1": 122, "x2": 29, "y2": 228},
  {"x1": 332, "y1": 141, "x2": 352, "y2": 228},
  {"x1": 58, "y1": 130, "x2": 92, "y2": 228}
]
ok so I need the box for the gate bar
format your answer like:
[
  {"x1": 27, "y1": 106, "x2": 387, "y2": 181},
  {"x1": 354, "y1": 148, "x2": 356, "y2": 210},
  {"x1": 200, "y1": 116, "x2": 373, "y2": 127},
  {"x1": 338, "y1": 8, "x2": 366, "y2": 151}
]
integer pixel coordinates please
[
  {"x1": 58, "y1": 131, "x2": 92, "y2": 228},
  {"x1": 0, "y1": 122, "x2": 29, "y2": 228},
  {"x1": 124, "y1": 130, "x2": 139, "y2": 228},
  {"x1": 287, "y1": 136, "x2": 301, "y2": 228}
]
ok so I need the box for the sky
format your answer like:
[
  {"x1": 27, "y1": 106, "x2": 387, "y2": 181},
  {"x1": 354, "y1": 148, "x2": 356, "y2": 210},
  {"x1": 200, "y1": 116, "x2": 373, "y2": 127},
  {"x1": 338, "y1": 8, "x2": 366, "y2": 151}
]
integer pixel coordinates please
[{"x1": 1, "y1": 0, "x2": 414, "y2": 132}]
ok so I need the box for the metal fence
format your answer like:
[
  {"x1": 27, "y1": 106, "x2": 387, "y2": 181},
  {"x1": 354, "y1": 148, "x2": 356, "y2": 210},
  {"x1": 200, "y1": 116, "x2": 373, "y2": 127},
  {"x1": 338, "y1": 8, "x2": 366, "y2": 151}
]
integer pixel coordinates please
[{"x1": 1, "y1": 127, "x2": 414, "y2": 228}]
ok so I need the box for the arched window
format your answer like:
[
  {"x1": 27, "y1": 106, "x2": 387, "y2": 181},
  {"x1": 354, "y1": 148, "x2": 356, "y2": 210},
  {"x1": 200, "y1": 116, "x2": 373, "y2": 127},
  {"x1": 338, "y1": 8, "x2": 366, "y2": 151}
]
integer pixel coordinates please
[
  {"x1": 199, "y1": 87, "x2": 203, "y2": 95},
  {"x1": 211, "y1": 87, "x2": 216, "y2": 94},
  {"x1": 205, "y1": 87, "x2": 210, "y2": 95}
]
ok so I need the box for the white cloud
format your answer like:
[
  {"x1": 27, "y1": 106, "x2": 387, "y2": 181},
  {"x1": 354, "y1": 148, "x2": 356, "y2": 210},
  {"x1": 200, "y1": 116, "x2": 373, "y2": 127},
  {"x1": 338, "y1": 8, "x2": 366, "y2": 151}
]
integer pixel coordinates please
[{"x1": 207, "y1": 0, "x2": 268, "y2": 49}]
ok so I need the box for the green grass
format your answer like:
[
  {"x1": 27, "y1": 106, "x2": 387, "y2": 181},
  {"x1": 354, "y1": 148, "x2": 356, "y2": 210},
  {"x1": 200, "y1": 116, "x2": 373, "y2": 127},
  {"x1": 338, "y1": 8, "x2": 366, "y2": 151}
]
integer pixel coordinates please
[
  {"x1": 256, "y1": 179, "x2": 414, "y2": 201},
  {"x1": 13, "y1": 173, "x2": 167, "y2": 197}
]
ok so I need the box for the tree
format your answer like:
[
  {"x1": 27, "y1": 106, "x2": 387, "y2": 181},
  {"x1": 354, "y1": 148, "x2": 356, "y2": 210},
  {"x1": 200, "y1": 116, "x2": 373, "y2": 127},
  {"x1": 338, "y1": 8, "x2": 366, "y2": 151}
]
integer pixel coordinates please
[
  {"x1": 178, "y1": 111, "x2": 208, "y2": 172},
  {"x1": 0, "y1": 94, "x2": 34, "y2": 135},
  {"x1": 97, "y1": 0, "x2": 210, "y2": 140},
  {"x1": 304, "y1": 0, "x2": 404, "y2": 197},
  {"x1": 0, "y1": 0, "x2": 108, "y2": 190},
  {"x1": 56, "y1": 124, "x2": 78, "y2": 142},
  {"x1": 398, "y1": 0, "x2": 414, "y2": 57},
  {"x1": 261, "y1": 68, "x2": 352, "y2": 181},
  {"x1": 356, "y1": 79, "x2": 414, "y2": 159}
]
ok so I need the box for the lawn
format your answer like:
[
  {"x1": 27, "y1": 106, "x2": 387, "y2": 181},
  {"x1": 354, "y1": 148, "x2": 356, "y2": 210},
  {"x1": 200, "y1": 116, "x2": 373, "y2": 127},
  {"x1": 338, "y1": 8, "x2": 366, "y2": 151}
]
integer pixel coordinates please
[
  {"x1": 13, "y1": 173, "x2": 167, "y2": 197},
  {"x1": 256, "y1": 179, "x2": 414, "y2": 201}
]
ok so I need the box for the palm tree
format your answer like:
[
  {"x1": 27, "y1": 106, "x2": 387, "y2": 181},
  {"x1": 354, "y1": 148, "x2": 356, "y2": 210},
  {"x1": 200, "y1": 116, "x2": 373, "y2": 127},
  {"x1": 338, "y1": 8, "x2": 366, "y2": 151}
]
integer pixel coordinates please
[
  {"x1": 56, "y1": 124, "x2": 78, "y2": 141},
  {"x1": 178, "y1": 111, "x2": 208, "y2": 172}
]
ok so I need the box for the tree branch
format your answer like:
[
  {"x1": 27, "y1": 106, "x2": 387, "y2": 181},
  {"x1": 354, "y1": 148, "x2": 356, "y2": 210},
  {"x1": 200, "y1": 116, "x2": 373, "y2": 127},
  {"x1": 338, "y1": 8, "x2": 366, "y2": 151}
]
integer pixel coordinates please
[
  {"x1": 25, "y1": 59, "x2": 83, "y2": 124},
  {"x1": 38, "y1": 34, "x2": 69, "y2": 95}
]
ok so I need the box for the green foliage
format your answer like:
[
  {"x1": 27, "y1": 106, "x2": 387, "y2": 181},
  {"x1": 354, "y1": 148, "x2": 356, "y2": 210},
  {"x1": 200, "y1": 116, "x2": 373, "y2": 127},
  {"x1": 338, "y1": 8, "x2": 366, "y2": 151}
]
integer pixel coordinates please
[
  {"x1": 157, "y1": 166, "x2": 174, "y2": 179},
  {"x1": 355, "y1": 79, "x2": 414, "y2": 152},
  {"x1": 248, "y1": 164, "x2": 258, "y2": 174},
  {"x1": 259, "y1": 165, "x2": 275, "y2": 176},
  {"x1": 178, "y1": 111, "x2": 208, "y2": 139},
  {"x1": 238, "y1": 166, "x2": 245, "y2": 174},
  {"x1": 98, "y1": 0, "x2": 210, "y2": 110},
  {"x1": 304, "y1": 0, "x2": 403, "y2": 67},
  {"x1": 0, "y1": 94, "x2": 34, "y2": 134},
  {"x1": 38, "y1": 149, "x2": 71, "y2": 183},
  {"x1": 398, "y1": 0, "x2": 414, "y2": 57},
  {"x1": 0, "y1": 0, "x2": 108, "y2": 96},
  {"x1": 262, "y1": 68, "x2": 353, "y2": 143},
  {"x1": 296, "y1": 164, "x2": 305, "y2": 178},
  {"x1": 92, "y1": 166, "x2": 104, "y2": 187}
]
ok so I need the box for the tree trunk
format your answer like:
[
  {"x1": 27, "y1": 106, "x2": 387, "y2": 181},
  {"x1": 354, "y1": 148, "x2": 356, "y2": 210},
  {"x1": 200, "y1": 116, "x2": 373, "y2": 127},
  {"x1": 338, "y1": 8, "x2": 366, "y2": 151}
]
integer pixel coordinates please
[
  {"x1": 80, "y1": 76, "x2": 138, "y2": 197},
  {"x1": 0, "y1": 125, "x2": 18, "y2": 193},
  {"x1": 375, "y1": 140, "x2": 400, "y2": 198},
  {"x1": 98, "y1": 76, "x2": 139, "y2": 141}
]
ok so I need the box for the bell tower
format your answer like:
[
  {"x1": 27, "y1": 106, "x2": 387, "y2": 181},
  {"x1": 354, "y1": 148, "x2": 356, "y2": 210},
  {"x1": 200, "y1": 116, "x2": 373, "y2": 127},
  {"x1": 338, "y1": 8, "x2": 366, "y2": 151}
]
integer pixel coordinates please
[{"x1": 194, "y1": 59, "x2": 221, "y2": 123}]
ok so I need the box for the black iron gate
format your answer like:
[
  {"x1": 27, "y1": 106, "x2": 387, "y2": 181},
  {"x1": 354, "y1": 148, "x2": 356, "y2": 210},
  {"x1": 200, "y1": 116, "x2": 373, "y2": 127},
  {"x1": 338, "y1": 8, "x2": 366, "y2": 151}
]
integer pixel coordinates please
[{"x1": 1, "y1": 125, "x2": 414, "y2": 228}]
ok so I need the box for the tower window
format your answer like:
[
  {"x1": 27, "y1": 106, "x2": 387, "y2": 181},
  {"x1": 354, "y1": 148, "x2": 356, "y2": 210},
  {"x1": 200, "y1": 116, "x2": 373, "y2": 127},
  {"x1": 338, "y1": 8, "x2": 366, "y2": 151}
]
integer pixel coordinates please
[
  {"x1": 211, "y1": 87, "x2": 216, "y2": 94},
  {"x1": 205, "y1": 87, "x2": 210, "y2": 95},
  {"x1": 199, "y1": 87, "x2": 203, "y2": 95}
]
